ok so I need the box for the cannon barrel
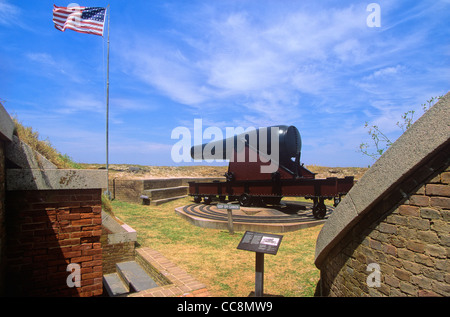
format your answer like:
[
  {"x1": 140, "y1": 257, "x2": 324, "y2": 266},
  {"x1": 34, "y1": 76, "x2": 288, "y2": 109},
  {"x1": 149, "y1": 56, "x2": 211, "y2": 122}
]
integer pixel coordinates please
[{"x1": 190, "y1": 125, "x2": 301, "y2": 161}]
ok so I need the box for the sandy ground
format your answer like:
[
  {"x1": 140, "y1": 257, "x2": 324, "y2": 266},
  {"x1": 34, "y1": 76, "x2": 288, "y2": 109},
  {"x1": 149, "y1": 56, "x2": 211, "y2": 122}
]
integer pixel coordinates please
[{"x1": 81, "y1": 163, "x2": 367, "y2": 181}]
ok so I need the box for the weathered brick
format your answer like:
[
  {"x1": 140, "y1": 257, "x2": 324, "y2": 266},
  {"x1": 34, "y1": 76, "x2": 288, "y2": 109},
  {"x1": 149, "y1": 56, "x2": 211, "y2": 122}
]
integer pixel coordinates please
[
  {"x1": 405, "y1": 240, "x2": 425, "y2": 253},
  {"x1": 431, "y1": 220, "x2": 450, "y2": 234},
  {"x1": 441, "y1": 172, "x2": 450, "y2": 184},
  {"x1": 399, "y1": 281, "x2": 416, "y2": 295},
  {"x1": 386, "y1": 214, "x2": 408, "y2": 226},
  {"x1": 403, "y1": 260, "x2": 421, "y2": 274},
  {"x1": 384, "y1": 275, "x2": 400, "y2": 288},
  {"x1": 414, "y1": 253, "x2": 435, "y2": 267},
  {"x1": 394, "y1": 268, "x2": 411, "y2": 281},
  {"x1": 369, "y1": 238, "x2": 382, "y2": 250},
  {"x1": 424, "y1": 244, "x2": 447, "y2": 258},
  {"x1": 72, "y1": 219, "x2": 93, "y2": 226},
  {"x1": 420, "y1": 208, "x2": 441, "y2": 220},
  {"x1": 442, "y1": 210, "x2": 450, "y2": 222},
  {"x1": 398, "y1": 248, "x2": 414, "y2": 261},
  {"x1": 417, "y1": 230, "x2": 439, "y2": 244},
  {"x1": 430, "y1": 196, "x2": 450, "y2": 209},
  {"x1": 408, "y1": 217, "x2": 430, "y2": 230},
  {"x1": 418, "y1": 289, "x2": 439, "y2": 297},
  {"x1": 382, "y1": 244, "x2": 397, "y2": 256},
  {"x1": 432, "y1": 281, "x2": 450, "y2": 296},
  {"x1": 435, "y1": 259, "x2": 450, "y2": 273},
  {"x1": 409, "y1": 195, "x2": 430, "y2": 207},
  {"x1": 378, "y1": 223, "x2": 397, "y2": 234},
  {"x1": 411, "y1": 275, "x2": 433, "y2": 289},
  {"x1": 426, "y1": 184, "x2": 450, "y2": 197},
  {"x1": 440, "y1": 235, "x2": 450, "y2": 248}
]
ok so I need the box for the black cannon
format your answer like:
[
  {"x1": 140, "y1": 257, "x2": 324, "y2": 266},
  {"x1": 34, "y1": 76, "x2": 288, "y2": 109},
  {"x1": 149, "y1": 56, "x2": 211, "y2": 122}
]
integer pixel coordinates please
[{"x1": 188, "y1": 125, "x2": 354, "y2": 219}]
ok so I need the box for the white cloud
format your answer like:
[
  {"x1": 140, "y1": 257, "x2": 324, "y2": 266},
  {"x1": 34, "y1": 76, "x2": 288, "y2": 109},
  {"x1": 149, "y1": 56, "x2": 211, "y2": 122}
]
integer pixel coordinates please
[
  {"x1": 0, "y1": 0, "x2": 20, "y2": 26},
  {"x1": 24, "y1": 52, "x2": 85, "y2": 83},
  {"x1": 25, "y1": 53, "x2": 57, "y2": 67},
  {"x1": 363, "y1": 65, "x2": 404, "y2": 81},
  {"x1": 118, "y1": 2, "x2": 370, "y2": 127},
  {"x1": 56, "y1": 94, "x2": 104, "y2": 114},
  {"x1": 111, "y1": 1, "x2": 449, "y2": 166}
]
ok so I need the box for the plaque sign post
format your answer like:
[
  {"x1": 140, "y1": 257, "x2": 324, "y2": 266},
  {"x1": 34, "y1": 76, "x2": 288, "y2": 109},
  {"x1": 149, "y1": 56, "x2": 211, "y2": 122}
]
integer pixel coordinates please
[
  {"x1": 237, "y1": 231, "x2": 283, "y2": 297},
  {"x1": 217, "y1": 203, "x2": 240, "y2": 234}
]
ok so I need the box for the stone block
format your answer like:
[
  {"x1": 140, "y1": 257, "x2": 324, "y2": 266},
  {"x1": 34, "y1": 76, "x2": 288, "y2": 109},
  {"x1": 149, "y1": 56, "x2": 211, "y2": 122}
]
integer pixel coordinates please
[
  {"x1": 426, "y1": 184, "x2": 450, "y2": 197},
  {"x1": 6, "y1": 168, "x2": 107, "y2": 191},
  {"x1": 420, "y1": 207, "x2": 441, "y2": 220},
  {"x1": 6, "y1": 136, "x2": 56, "y2": 169},
  {"x1": 0, "y1": 102, "x2": 14, "y2": 142}
]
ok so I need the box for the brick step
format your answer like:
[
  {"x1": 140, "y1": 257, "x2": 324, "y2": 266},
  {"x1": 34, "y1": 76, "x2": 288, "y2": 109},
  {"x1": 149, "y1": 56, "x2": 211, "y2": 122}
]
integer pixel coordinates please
[
  {"x1": 143, "y1": 186, "x2": 188, "y2": 200},
  {"x1": 103, "y1": 260, "x2": 159, "y2": 296},
  {"x1": 116, "y1": 261, "x2": 159, "y2": 292}
]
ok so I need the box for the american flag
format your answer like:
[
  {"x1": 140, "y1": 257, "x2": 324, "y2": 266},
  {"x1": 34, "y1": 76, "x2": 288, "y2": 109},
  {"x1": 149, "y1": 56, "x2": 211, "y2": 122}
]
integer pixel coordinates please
[{"x1": 53, "y1": 5, "x2": 106, "y2": 36}]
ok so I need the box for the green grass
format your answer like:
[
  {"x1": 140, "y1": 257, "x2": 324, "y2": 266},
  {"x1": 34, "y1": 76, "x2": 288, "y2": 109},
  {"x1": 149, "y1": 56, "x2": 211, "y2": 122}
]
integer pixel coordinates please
[{"x1": 110, "y1": 197, "x2": 323, "y2": 297}]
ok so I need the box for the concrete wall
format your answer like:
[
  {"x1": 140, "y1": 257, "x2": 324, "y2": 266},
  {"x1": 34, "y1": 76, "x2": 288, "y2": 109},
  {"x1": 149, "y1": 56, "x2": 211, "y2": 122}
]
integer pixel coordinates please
[
  {"x1": 0, "y1": 102, "x2": 14, "y2": 296},
  {"x1": 109, "y1": 177, "x2": 225, "y2": 204}
]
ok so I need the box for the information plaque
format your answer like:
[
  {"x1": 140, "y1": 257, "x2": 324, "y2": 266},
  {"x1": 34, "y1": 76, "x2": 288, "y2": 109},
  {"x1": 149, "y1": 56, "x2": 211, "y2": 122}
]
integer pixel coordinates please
[
  {"x1": 216, "y1": 203, "x2": 240, "y2": 210},
  {"x1": 237, "y1": 231, "x2": 283, "y2": 255}
]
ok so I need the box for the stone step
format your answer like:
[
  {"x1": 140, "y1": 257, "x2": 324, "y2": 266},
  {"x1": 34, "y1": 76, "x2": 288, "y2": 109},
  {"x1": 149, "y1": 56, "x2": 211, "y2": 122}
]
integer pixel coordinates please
[
  {"x1": 116, "y1": 261, "x2": 159, "y2": 293},
  {"x1": 143, "y1": 186, "x2": 188, "y2": 200},
  {"x1": 103, "y1": 272, "x2": 129, "y2": 297},
  {"x1": 143, "y1": 178, "x2": 184, "y2": 190},
  {"x1": 150, "y1": 195, "x2": 188, "y2": 206}
]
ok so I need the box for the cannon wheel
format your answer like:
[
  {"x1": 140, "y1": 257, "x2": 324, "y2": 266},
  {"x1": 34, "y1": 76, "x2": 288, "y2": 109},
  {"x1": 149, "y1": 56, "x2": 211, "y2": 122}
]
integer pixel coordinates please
[
  {"x1": 312, "y1": 198, "x2": 327, "y2": 219},
  {"x1": 262, "y1": 196, "x2": 282, "y2": 205},
  {"x1": 204, "y1": 196, "x2": 212, "y2": 205},
  {"x1": 193, "y1": 195, "x2": 202, "y2": 203},
  {"x1": 239, "y1": 194, "x2": 252, "y2": 207}
]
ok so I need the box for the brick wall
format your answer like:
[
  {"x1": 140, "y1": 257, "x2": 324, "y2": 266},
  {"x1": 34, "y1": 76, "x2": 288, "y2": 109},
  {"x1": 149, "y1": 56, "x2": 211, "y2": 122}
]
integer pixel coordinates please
[
  {"x1": 100, "y1": 231, "x2": 135, "y2": 274},
  {"x1": 317, "y1": 164, "x2": 450, "y2": 296},
  {"x1": 5, "y1": 188, "x2": 103, "y2": 296}
]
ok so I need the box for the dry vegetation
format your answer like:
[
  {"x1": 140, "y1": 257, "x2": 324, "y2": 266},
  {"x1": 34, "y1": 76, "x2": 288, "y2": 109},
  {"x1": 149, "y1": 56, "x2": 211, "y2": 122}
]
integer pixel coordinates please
[{"x1": 12, "y1": 117, "x2": 81, "y2": 169}]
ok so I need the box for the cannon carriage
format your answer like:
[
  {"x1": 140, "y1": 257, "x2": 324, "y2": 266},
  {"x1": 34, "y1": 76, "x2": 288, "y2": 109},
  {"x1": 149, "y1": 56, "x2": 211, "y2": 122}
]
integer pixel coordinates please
[{"x1": 188, "y1": 125, "x2": 354, "y2": 219}]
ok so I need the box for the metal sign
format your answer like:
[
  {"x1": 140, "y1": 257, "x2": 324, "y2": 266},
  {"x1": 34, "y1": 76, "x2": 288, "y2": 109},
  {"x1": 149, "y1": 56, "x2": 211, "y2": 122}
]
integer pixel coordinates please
[
  {"x1": 216, "y1": 203, "x2": 240, "y2": 210},
  {"x1": 237, "y1": 231, "x2": 283, "y2": 255},
  {"x1": 216, "y1": 204, "x2": 240, "y2": 234},
  {"x1": 237, "y1": 231, "x2": 283, "y2": 297}
]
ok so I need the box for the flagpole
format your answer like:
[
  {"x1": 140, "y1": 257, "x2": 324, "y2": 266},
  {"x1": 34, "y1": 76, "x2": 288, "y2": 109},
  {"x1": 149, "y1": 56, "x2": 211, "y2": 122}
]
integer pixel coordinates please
[{"x1": 106, "y1": 4, "x2": 111, "y2": 199}]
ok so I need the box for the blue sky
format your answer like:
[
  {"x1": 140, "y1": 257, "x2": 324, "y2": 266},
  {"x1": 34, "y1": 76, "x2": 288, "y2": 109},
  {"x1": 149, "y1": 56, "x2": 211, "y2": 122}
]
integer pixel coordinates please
[{"x1": 1, "y1": 0, "x2": 449, "y2": 168}]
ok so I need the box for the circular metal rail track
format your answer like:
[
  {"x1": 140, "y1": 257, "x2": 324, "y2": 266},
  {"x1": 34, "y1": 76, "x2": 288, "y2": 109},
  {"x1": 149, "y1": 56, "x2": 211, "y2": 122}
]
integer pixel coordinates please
[{"x1": 175, "y1": 201, "x2": 334, "y2": 233}]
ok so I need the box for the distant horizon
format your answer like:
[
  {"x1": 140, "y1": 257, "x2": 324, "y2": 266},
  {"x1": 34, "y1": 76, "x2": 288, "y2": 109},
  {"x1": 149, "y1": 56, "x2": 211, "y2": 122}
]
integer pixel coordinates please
[{"x1": 79, "y1": 161, "x2": 368, "y2": 169}]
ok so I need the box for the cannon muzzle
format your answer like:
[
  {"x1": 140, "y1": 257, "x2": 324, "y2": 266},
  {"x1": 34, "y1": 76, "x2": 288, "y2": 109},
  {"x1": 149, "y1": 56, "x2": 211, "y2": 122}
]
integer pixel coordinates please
[{"x1": 190, "y1": 125, "x2": 301, "y2": 162}]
